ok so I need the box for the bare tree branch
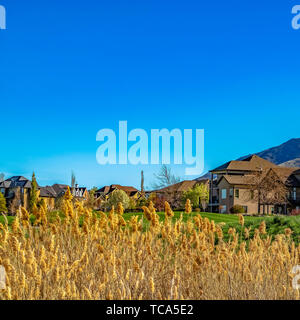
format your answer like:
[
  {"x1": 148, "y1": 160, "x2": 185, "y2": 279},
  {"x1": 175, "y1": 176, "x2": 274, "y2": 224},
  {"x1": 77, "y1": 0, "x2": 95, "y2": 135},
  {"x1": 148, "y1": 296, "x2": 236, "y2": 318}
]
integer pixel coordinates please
[{"x1": 151, "y1": 165, "x2": 181, "y2": 190}]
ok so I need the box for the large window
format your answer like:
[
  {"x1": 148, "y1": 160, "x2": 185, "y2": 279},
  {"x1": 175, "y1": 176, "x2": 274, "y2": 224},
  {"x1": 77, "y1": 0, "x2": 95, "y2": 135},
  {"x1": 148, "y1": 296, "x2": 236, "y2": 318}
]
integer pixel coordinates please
[
  {"x1": 221, "y1": 189, "x2": 227, "y2": 199},
  {"x1": 235, "y1": 189, "x2": 240, "y2": 198},
  {"x1": 220, "y1": 205, "x2": 227, "y2": 213},
  {"x1": 293, "y1": 188, "x2": 297, "y2": 201}
]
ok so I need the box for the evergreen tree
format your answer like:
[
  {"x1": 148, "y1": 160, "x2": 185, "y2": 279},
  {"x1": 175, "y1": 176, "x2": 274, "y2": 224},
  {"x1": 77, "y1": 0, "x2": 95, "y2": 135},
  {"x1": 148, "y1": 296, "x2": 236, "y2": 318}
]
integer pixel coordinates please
[
  {"x1": 0, "y1": 192, "x2": 7, "y2": 213},
  {"x1": 29, "y1": 172, "x2": 39, "y2": 211}
]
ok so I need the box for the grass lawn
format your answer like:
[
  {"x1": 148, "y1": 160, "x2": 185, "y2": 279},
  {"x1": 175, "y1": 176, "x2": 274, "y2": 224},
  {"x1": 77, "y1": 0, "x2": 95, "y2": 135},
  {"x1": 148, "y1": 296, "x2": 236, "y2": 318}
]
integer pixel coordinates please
[
  {"x1": 1, "y1": 211, "x2": 299, "y2": 244},
  {"x1": 122, "y1": 211, "x2": 269, "y2": 224},
  {"x1": 123, "y1": 211, "x2": 300, "y2": 244}
]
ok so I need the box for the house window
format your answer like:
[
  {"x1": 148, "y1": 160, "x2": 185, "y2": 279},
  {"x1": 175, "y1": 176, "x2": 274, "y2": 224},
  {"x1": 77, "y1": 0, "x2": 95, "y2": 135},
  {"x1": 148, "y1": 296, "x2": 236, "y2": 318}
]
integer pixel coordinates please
[
  {"x1": 221, "y1": 189, "x2": 227, "y2": 199},
  {"x1": 220, "y1": 205, "x2": 227, "y2": 213},
  {"x1": 229, "y1": 189, "x2": 233, "y2": 197},
  {"x1": 293, "y1": 188, "x2": 297, "y2": 201},
  {"x1": 250, "y1": 190, "x2": 254, "y2": 200},
  {"x1": 235, "y1": 189, "x2": 240, "y2": 198}
]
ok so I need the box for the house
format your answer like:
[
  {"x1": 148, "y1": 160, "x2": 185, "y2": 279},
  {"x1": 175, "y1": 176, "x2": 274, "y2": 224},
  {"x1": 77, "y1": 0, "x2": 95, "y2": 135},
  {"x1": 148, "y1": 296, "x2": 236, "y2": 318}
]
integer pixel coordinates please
[
  {"x1": 208, "y1": 155, "x2": 300, "y2": 214},
  {"x1": 0, "y1": 176, "x2": 88, "y2": 213},
  {"x1": 0, "y1": 176, "x2": 33, "y2": 212},
  {"x1": 94, "y1": 184, "x2": 141, "y2": 209},
  {"x1": 95, "y1": 184, "x2": 140, "y2": 199},
  {"x1": 39, "y1": 186, "x2": 57, "y2": 210},
  {"x1": 52, "y1": 183, "x2": 88, "y2": 200},
  {"x1": 152, "y1": 179, "x2": 210, "y2": 209}
]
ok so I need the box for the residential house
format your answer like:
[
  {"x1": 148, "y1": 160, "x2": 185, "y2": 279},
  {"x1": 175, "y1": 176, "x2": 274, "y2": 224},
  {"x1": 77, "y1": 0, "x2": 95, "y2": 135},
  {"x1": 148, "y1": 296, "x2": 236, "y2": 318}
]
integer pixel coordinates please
[
  {"x1": 152, "y1": 179, "x2": 210, "y2": 209},
  {"x1": 209, "y1": 155, "x2": 300, "y2": 214},
  {"x1": 95, "y1": 184, "x2": 140, "y2": 199},
  {"x1": 94, "y1": 184, "x2": 141, "y2": 209},
  {"x1": 52, "y1": 184, "x2": 88, "y2": 200},
  {"x1": 0, "y1": 176, "x2": 88, "y2": 213},
  {"x1": 0, "y1": 176, "x2": 33, "y2": 213}
]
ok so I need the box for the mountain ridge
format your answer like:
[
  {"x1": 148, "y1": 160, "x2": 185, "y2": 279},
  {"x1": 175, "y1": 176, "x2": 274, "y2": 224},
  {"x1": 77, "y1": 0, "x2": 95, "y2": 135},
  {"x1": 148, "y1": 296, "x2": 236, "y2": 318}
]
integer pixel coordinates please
[
  {"x1": 238, "y1": 138, "x2": 300, "y2": 165},
  {"x1": 196, "y1": 138, "x2": 300, "y2": 180}
]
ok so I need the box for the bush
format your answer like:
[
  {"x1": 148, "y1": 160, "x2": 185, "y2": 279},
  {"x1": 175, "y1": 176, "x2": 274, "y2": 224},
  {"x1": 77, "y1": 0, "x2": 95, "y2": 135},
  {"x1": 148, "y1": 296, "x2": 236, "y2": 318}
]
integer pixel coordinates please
[
  {"x1": 230, "y1": 205, "x2": 245, "y2": 214},
  {"x1": 107, "y1": 190, "x2": 130, "y2": 210},
  {"x1": 195, "y1": 208, "x2": 201, "y2": 212}
]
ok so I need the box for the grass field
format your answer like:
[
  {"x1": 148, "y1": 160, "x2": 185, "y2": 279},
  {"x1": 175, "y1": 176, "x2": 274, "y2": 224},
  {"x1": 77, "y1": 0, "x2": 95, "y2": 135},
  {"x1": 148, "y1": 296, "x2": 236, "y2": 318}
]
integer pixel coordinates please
[
  {"x1": 1, "y1": 211, "x2": 300, "y2": 244},
  {"x1": 122, "y1": 211, "x2": 300, "y2": 243},
  {"x1": 1, "y1": 201, "x2": 300, "y2": 300}
]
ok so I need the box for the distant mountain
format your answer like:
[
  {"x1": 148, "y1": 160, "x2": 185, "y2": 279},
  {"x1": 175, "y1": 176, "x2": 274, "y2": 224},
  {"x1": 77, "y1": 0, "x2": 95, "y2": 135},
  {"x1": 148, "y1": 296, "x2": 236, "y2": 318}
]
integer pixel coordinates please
[
  {"x1": 279, "y1": 158, "x2": 300, "y2": 168},
  {"x1": 240, "y1": 138, "x2": 300, "y2": 166},
  {"x1": 195, "y1": 172, "x2": 211, "y2": 180},
  {"x1": 196, "y1": 138, "x2": 300, "y2": 180}
]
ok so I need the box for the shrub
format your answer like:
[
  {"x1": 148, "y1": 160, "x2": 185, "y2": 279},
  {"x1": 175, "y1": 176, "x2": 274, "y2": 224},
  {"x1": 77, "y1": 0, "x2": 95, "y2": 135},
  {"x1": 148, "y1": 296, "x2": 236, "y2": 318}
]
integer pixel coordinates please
[
  {"x1": 230, "y1": 205, "x2": 245, "y2": 214},
  {"x1": 107, "y1": 190, "x2": 130, "y2": 210}
]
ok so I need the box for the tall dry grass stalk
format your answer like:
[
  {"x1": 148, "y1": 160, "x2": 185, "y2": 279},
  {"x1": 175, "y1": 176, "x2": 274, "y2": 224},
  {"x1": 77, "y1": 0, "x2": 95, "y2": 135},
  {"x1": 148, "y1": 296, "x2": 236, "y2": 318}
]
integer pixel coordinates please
[{"x1": 0, "y1": 189, "x2": 299, "y2": 300}]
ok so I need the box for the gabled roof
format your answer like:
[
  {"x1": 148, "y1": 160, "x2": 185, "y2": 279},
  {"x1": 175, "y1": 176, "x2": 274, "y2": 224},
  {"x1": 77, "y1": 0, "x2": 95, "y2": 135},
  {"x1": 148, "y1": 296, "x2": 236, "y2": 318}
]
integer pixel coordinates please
[
  {"x1": 52, "y1": 184, "x2": 69, "y2": 196},
  {"x1": 96, "y1": 185, "x2": 111, "y2": 194},
  {"x1": 217, "y1": 175, "x2": 256, "y2": 186},
  {"x1": 211, "y1": 155, "x2": 277, "y2": 173},
  {"x1": 96, "y1": 185, "x2": 139, "y2": 195},
  {"x1": 111, "y1": 185, "x2": 138, "y2": 193},
  {"x1": 155, "y1": 179, "x2": 209, "y2": 193},
  {"x1": 217, "y1": 167, "x2": 300, "y2": 188},
  {"x1": 0, "y1": 176, "x2": 33, "y2": 189},
  {"x1": 39, "y1": 186, "x2": 57, "y2": 198},
  {"x1": 269, "y1": 167, "x2": 300, "y2": 187}
]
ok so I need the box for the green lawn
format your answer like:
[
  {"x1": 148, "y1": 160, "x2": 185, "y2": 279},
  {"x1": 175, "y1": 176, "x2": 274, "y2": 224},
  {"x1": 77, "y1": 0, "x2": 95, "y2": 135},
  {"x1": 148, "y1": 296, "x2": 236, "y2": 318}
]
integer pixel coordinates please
[
  {"x1": 1, "y1": 211, "x2": 300, "y2": 244},
  {"x1": 122, "y1": 211, "x2": 268, "y2": 224},
  {"x1": 122, "y1": 211, "x2": 300, "y2": 244}
]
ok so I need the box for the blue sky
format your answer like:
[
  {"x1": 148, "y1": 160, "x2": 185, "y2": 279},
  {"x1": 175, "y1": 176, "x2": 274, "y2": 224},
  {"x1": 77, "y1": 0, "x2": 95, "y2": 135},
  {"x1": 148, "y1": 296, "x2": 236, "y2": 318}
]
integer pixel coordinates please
[{"x1": 1, "y1": 0, "x2": 300, "y2": 189}]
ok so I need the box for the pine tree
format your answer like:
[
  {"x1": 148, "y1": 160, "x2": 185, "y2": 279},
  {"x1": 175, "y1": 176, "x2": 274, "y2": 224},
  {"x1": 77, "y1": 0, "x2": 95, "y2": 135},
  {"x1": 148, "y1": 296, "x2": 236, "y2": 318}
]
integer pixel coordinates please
[
  {"x1": 0, "y1": 192, "x2": 7, "y2": 213},
  {"x1": 29, "y1": 172, "x2": 39, "y2": 211}
]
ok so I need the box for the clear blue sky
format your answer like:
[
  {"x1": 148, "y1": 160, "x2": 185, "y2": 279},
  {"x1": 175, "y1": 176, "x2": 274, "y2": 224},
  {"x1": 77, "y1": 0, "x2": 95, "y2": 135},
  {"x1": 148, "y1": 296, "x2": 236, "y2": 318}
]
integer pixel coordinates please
[{"x1": 1, "y1": 0, "x2": 300, "y2": 189}]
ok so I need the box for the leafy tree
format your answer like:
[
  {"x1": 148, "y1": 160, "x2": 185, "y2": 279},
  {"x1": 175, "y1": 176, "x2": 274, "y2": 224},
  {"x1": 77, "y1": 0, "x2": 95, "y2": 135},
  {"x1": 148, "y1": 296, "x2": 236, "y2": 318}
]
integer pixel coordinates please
[
  {"x1": 198, "y1": 184, "x2": 209, "y2": 211},
  {"x1": 136, "y1": 196, "x2": 148, "y2": 209},
  {"x1": 86, "y1": 187, "x2": 98, "y2": 209},
  {"x1": 29, "y1": 172, "x2": 39, "y2": 211},
  {"x1": 128, "y1": 198, "x2": 137, "y2": 210},
  {"x1": 182, "y1": 184, "x2": 209, "y2": 210},
  {"x1": 107, "y1": 190, "x2": 130, "y2": 211},
  {"x1": 0, "y1": 192, "x2": 7, "y2": 213}
]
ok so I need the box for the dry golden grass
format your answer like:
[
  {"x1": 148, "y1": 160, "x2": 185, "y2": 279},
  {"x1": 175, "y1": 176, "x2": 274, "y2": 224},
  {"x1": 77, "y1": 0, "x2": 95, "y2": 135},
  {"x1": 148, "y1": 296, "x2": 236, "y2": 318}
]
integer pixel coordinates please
[{"x1": 0, "y1": 191, "x2": 299, "y2": 300}]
